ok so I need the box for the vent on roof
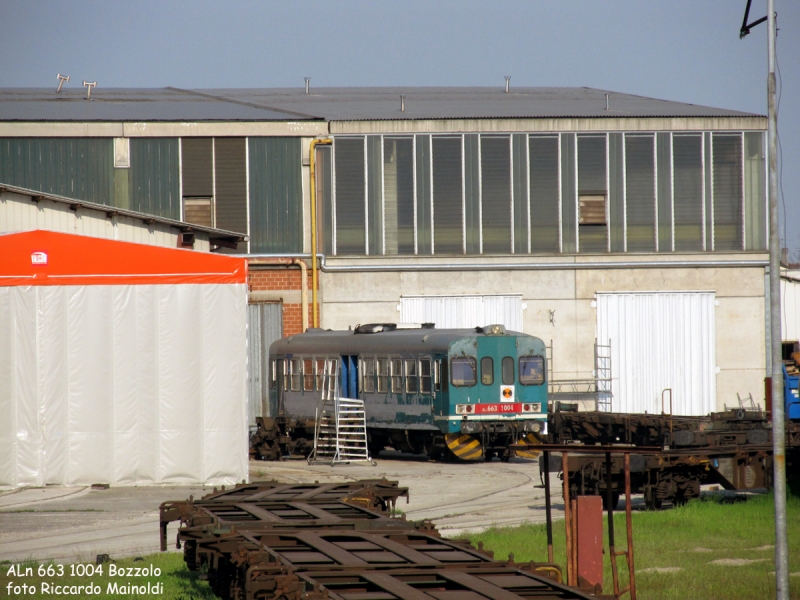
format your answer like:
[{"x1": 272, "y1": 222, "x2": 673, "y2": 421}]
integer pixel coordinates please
[
  {"x1": 354, "y1": 323, "x2": 397, "y2": 334},
  {"x1": 56, "y1": 74, "x2": 69, "y2": 93}
]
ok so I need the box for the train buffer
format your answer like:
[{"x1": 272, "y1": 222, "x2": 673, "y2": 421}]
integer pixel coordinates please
[{"x1": 308, "y1": 358, "x2": 375, "y2": 466}]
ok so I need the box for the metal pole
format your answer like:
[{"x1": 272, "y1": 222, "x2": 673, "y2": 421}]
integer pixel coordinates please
[
  {"x1": 543, "y1": 451, "x2": 554, "y2": 563},
  {"x1": 624, "y1": 453, "x2": 636, "y2": 600},
  {"x1": 767, "y1": 2, "x2": 790, "y2": 598}
]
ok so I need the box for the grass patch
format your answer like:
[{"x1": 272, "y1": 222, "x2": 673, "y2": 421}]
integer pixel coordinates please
[
  {"x1": 466, "y1": 493, "x2": 800, "y2": 600},
  {"x1": 0, "y1": 553, "x2": 215, "y2": 599}
]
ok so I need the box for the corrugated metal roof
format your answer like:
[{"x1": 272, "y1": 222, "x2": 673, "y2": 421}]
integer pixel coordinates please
[{"x1": 0, "y1": 86, "x2": 760, "y2": 122}]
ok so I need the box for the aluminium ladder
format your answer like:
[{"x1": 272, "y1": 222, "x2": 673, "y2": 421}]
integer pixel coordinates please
[{"x1": 308, "y1": 358, "x2": 374, "y2": 466}]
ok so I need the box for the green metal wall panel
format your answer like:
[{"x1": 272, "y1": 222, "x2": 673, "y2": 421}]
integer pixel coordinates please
[
  {"x1": 249, "y1": 137, "x2": 303, "y2": 253},
  {"x1": 0, "y1": 138, "x2": 113, "y2": 204},
  {"x1": 129, "y1": 138, "x2": 180, "y2": 220}
]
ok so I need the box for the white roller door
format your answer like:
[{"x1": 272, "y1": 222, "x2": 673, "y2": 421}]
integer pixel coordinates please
[
  {"x1": 400, "y1": 294, "x2": 523, "y2": 331},
  {"x1": 596, "y1": 292, "x2": 716, "y2": 416},
  {"x1": 247, "y1": 302, "x2": 283, "y2": 424}
]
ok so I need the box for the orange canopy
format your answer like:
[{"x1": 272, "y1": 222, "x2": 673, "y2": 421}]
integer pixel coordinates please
[{"x1": 0, "y1": 230, "x2": 247, "y2": 286}]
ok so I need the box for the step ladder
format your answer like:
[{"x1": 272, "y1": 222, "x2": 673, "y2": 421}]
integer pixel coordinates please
[{"x1": 308, "y1": 358, "x2": 374, "y2": 466}]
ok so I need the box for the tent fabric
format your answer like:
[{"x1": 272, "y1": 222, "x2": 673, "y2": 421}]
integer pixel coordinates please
[
  {"x1": 0, "y1": 229, "x2": 247, "y2": 286},
  {"x1": 0, "y1": 230, "x2": 248, "y2": 488}
]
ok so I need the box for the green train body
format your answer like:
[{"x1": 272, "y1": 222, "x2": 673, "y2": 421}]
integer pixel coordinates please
[{"x1": 262, "y1": 323, "x2": 547, "y2": 461}]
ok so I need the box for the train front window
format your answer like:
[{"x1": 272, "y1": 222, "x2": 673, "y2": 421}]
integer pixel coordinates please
[
  {"x1": 362, "y1": 358, "x2": 376, "y2": 393},
  {"x1": 303, "y1": 358, "x2": 314, "y2": 391},
  {"x1": 405, "y1": 359, "x2": 418, "y2": 393},
  {"x1": 377, "y1": 358, "x2": 389, "y2": 393},
  {"x1": 519, "y1": 356, "x2": 545, "y2": 385},
  {"x1": 290, "y1": 358, "x2": 302, "y2": 391},
  {"x1": 502, "y1": 357, "x2": 514, "y2": 385},
  {"x1": 391, "y1": 359, "x2": 403, "y2": 393},
  {"x1": 480, "y1": 357, "x2": 494, "y2": 385},
  {"x1": 451, "y1": 357, "x2": 477, "y2": 387},
  {"x1": 420, "y1": 358, "x2": 432, "y2": 394}
]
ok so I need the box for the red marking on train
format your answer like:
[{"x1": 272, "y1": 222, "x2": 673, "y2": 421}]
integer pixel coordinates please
[{"x1": 474, "y1": 403, "x2": 521, "y2": 414}]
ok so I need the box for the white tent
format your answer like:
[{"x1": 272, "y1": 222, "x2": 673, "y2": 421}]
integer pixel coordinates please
[{"x1": 0, "y1": 230, "x2": 249, "y2": 488}]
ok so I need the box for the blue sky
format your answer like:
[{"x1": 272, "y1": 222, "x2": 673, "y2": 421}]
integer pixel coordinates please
[{"x1": 1, "y1": 0, "x2": 797, "y2": 254}]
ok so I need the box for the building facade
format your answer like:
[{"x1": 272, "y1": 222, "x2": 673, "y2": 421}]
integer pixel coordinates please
[{"x1": 0, "y1": 86, "x2": 769, "y2": 415}]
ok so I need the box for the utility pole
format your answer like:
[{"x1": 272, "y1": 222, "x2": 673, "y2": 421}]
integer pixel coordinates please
[{"x1": 765, "y1": 1, "x2": 789, "y2": 598}]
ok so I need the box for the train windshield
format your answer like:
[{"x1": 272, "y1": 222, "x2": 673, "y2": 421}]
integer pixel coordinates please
[
  {"x1": 519, "y1": 356, "x2": 545, "y2": 385},
  {"x1": 451, "y1": 357, "x2": 477, "y2": 387}
]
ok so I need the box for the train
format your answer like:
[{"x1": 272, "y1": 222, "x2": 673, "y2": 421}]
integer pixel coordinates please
[{"x1": 251, "y1": 323, "x2": 548, "y2": 461}]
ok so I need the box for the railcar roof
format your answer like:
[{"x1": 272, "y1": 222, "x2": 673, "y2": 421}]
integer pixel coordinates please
[{"x1": 270, "y1": 327, "x2": 537, "y2": 356}]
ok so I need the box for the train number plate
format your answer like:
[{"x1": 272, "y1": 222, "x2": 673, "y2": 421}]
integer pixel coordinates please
[{"x1": 474, "y1": 403, "x2": 521, "y2": 414}]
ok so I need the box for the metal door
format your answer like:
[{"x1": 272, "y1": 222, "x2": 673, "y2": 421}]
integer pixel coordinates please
[
  {"x1": 247, "y1": 302, "x2": 283, "y2": 424},
  {"x1": 595, "y1": 292, "x2": 716, "y2": 416}
]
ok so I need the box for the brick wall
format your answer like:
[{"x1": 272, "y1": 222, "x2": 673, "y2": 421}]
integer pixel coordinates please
[{"x1": 248, "y1": 266, "x2": 314, "y2": 337}]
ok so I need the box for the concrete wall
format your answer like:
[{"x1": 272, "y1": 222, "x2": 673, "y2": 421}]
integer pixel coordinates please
[
  {"x1": 0, "y1": 189, "x2": 211, "y2": 251},
  {"x1": 317, "y1": 256, "x2": 768, "y2": 412}
]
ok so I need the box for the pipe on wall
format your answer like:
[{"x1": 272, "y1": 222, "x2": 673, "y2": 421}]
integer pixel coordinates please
[
  {"x1": 308, "y1": 138, "x2": 332, "y2": 328},
  {"x1": 248, "y1": 257, "x2": 308, "y2": 332}
]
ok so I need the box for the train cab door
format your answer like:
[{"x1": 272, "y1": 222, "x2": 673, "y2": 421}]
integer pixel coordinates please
[
  {"x1": 340, "y1": 355, "x2": 359, "y2": 399},
  {"x1": 477, "y1": 336, "x2": 518, "y2": 404}
]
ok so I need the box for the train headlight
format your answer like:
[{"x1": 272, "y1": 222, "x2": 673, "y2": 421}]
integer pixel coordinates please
[
  {"x1": 522, "y1": 403, "x2": 542, "y2": 413},
  {"x1": 456, "y1": 404, "x2": 475, "y2": 414}
]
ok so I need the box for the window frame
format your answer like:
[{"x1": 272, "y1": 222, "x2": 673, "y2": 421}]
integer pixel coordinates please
[
  {"x1": 405, "y1": 358, "x2": 419, "y2": 393},
  {"x1": 480, "y1": 356, "x2": 494, "y2": 386},
  {"x1": 377, "y1": 358, "x2": 389, "y2": 393},
  {"x1": 362, "y1": 357, "x2": 376, "y2": 393},
  {"x1": 420, "y1": 358, "x2": 432, "y2": 394},
  {"x1": 502, "y1": 356, "x2": 515, "y2": 385},
  {"x1": 519, "y1": 355, "x2": 545, "y2": 386},
  {"x1": 451, "y1": 356, "x2": 478, "y2": 387}
]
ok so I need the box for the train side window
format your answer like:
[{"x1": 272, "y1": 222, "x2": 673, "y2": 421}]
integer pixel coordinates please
[
  {"x1": 420, "y1": 358, "x2": 432, "y2": 394},
  {"x1": 502, "y1": 357, "x2": 514, "y2": 385},
  {"x1": 480, "y1": 357, "x2": 494, "y2": 385},
  {"x1": 377, "y1": 358, "x2": 389, "y2": 393},
  {"x1": 303, "y1": 358, "x2": 314, "y2": 391},
  {"x1": 519, "y1": 356, "x2": 545, "y2": 385},
  {"x1": 315, "y1": 358, "x2": 326, "y2": 391},
  {"x1": 290, "y1": 358, "x2": 302, "y2": 391},
  {"x1": 451, "y1": 357, "x2": 477, "y2": 387},
  {"x1": 269, "y1": 359, "x2": 277, "y2": 389},
  {"x1": 277, "y1": 358, "x2": 286, "y2": 391},
  {"x1": 434, "y1": 359, "x2": 441, "y2": 392},
  {"x1": 362, "y1": 358, "x2": 376, "y2": 393},
  {"x1": 405, "y1": 359, "x2": 418, "y2": 393},
  {"x1": 391, "y1": 359, "x2": 403, "y2": 393}
]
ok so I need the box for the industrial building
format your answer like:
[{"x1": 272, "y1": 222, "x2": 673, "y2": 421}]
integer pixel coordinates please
[{"x1": 0, "y1": 85, "x2": 779, "y2": 420}]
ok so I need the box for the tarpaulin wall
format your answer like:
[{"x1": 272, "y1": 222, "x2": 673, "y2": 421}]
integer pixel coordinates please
[{"x1": 0, "y1": 283, "x2": 248, "y2": 488}]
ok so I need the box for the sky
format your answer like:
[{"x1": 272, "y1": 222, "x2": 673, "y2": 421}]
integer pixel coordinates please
[{"x1": 1, "y1": 0, "x2": 798, "y2": 255}]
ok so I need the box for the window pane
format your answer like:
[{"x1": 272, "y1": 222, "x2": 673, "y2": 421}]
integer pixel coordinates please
[
  {"x1": 277, "y1": 358, "x2": 286, "y2": 391},
  {"x1": 290, "y1": 358, "x2": 301, "y2": 391},
  {"x1": 315, "y1": 358, "x2": 326, "y2": 392},
  {"x1": 519, "y1": 356, "x2": 545, "y2": 385},
  {"x1": 609, "y1": 133, "x2": 625, "y2": 252},
  {"x1": 451, "y1": 357, "x2": 477, "y2": 387},
  {"x1": 625, "y1": 135, "x2": 656, "y2": 252},
  {"x1": 362, "y1": 358, "x2": 375, "y2": 393},
  {"x1": 744, "y1": 132, "x2": 766, "y2": 250},
  {"x1": 303, "y1": 358, "x2": 314, "y2": 391},
  {"x1": 482, "y1": 136, "x2": 512, "y2": 254},
  {"x1": 480, "y1": 356, "x2": 494, "y2": 385},
  {"x1": 713, "y1": 134, "x2": 743, "y2": 251},
  {"x1": 673, "y1": 134, "x2": 703, "y2": 252},
  {"x1": 529, "y1": 136, "x2": 560, "y2": 253},
  {"x1": 656, "y1": 132, "x2": 672, "y2": 252},
  {"x1": 578, "y1": 135, "x2": 607, "y2": 253},
  {"x1": 405, "y1": 359, "x2": 418, "y2": 393},
  {"x1": 391, "y1": 358, "x2": 403, "y2": 393},
  {"x1": 383, "y1": 138, "x2": 415, "y2": 255},
  {"x1": 367, "y1": 135, "x2": 383, "y2": 255},
  {"x1": 416, "y1": 135, "x2": 432, "y2": 254},
  {"x1": 316, "y1": 145, "x2": 333, "y2": 255},
  {"x1": 420, "y1": 358, "x2": 432, "y2": 394},
  {"x1": 377, "y1": 358, "x2": 389, "y2": 393},
  {"x1": 432, "y1": 137, "x2": 463, "y2": 254},
  {"x1": 512, "y1": 134, "x2": 528, "y2": 254},
  {"x1": 502, "y1": 357, "x2": 514, "y2": 385},
  {"x1": 334, "y1": 138, "x2": 365, "y2": 254},
  {"x1": 464, "y1": 134, "x2": 480, "y2": 254},
  {"x1": 270, "y1": 359, "x2": 276, "y2": 389},
  {"x1": 561, "y1": 133, "x2": 577, "y2": 253}
]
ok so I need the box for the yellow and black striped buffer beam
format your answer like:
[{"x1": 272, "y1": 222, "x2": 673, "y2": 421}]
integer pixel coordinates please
[
  {"x1": 444, "y1": 433, "x2": 483, "y2": 461},
  {"x1": 515, "y1": 432, "x2": 544, "y2": 459}
]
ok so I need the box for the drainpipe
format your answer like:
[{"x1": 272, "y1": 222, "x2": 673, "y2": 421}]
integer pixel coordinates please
[
  {"x1": 309, "y1": 137, "x2": 332, "y2": 328},
  {"x1": 248, "y1": 257, "x2": 308, "y2": 332}
]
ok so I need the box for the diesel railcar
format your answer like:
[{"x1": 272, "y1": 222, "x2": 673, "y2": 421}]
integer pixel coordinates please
[{"x1": 257, "y1": 323, "x2": 547, "y2": 461}]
